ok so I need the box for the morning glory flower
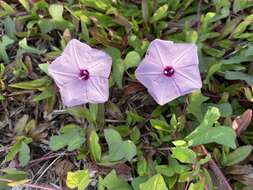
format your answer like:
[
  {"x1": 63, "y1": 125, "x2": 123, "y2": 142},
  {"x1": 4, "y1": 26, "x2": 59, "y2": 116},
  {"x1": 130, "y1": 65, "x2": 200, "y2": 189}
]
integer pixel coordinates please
[
  {"x1": 48, "y1": 39, "x2": 112, "y2": 107},
  {"x1": 135, "y1": 39, "x2": 202, "y2": 105}
]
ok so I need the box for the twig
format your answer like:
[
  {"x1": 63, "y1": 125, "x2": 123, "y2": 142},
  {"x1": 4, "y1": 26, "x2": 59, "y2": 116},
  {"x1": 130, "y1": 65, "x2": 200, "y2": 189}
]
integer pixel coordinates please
[
  {"x1": 197, "y1": 0, "x2": 202, "y2": 31},
  {"x1": 105, "y1": 119, "x2": 127, "y2": 123},
  {"x1": 28, "y1": 152, "x2": 76, "y2": 167},
  {"x1": 200, "y1": 145, "x2": 233, "y2": 190},
  {"x1": 203, "y1": 92, "x2": 252, "y2": 104},
  {"x1": 28, "y1": 153, "x2": 60, "y2": 166},
  {"x1": 0, "y1": 178, "x2": 12, "y2": 183},
  {"x1": 18, "y1": 183, "x2": 61, "y2": 190},
  {"x1": 0, "y1": 178, "x2": 61, "y2": 190},
  {"x1": 34, "y1": 155, "x2": 61, "y2": 183},
  {"x1": 184, "y1": 181, "x2": 190, "y2": 190},
  {"x1": 0, "y1": 146, "x2": 10, "y2": 153}
]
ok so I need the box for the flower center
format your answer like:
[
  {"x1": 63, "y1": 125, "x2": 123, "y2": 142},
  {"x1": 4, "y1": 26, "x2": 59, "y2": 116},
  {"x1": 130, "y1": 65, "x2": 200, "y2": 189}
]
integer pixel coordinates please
[
  {"x1": 163, "y1": 66, "x2": 175, "y2": 77},
  {"x1": 79, "y1": 69, "x2": 89, "y2": 80}
]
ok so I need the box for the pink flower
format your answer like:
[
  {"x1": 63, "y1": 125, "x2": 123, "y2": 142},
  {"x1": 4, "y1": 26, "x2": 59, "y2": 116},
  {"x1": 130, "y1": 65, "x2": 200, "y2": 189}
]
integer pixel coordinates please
[
  {"x1": 48, "y1": 39, "x2": 112, "y2": 107},
  {"x1": 135, "y1": 39, "x2": 202, "y2": 105}
]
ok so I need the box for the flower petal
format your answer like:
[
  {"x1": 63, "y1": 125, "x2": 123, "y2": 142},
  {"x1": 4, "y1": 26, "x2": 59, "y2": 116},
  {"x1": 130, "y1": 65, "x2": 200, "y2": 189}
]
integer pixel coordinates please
[
  {"x1": 86, "y1": 76, "x2": 109, "y2": 103},
  {"x1": 88, "y1": 50, "x2": 112, "y2": 78},
  {"x1": 59, "y1": 80, "x2": 87, "y2": 107},
  {"x1": 147, "y1": 39, "x2": 174, "y2": 67},
  {"x1": 48, "y1": 55, "x2": 79, "y2": 87},
  {"x1": 135, "y1": 57, "x2": 163, "y2": 76},
  {"x1": 148, "y1": 77, "x2": 180, "y2": 105},
  {"x1": 63, "y1": 39, "x2": 91, "y2": 69},
  {"x1": 135, "y1": 58, "x2": 163, "y2": 89},
  {"x1": 170, "y1": 43, "x2": 198, "y2": 69},
  {"x1": 174, "y1": 64, "x2": 202, "y2": 94}
]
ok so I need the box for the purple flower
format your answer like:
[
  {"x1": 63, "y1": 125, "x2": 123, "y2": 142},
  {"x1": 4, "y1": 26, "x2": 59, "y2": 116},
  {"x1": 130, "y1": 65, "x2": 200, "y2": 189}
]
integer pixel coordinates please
[
  {"x1": 48, "y1": 39, "x2": 112, "y2": 107},
  {"x1": 135, "y1": 39, "x2": 202, "y2": 105}
]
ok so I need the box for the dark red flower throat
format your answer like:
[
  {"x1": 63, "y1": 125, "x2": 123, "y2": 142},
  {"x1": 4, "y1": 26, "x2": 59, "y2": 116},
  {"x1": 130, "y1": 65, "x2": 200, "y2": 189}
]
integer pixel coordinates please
[
  {"x1": 163, "y1": 66, "x2": 175, "y2": 77},
  {"x1": 79, "y1": 69, "x2": 89, "y2": 80}
]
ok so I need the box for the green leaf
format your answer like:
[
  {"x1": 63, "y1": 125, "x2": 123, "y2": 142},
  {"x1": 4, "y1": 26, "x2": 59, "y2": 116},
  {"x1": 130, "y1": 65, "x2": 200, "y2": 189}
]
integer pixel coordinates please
[
  {"x1": 49, "y1": 135, "x2": 68, "y2": 151},
  {"x1": 233, "y1": 0, "x2": 253, "y2": 13},
  {"x1": 19, "y1": 0, "x2": 30, "y2": 12},
  {"x1": 66, "y1": 170, "x2": 91, "y2": 190},
  {"x1": 188, "y1": 91, "x2": 209, "y2": 122},
  {"x1": 130, "y1": 126, "x2": 141, "y2": 143},
  {"x1": 18, "y1": 38, "x2": 45, "y2": 55},
  {"x1": 80, "y1": 0, "x2": 112, "y2": 11},
  {"x1": 186, "y1": 107, "x2": 220, "y2": 140},
  {"x1": 186, "y1": 107, "x2": 236, "y2": 148},
  {"x1": 67, "y1": 134, "x2": 85, "y2": 151},
  {"x1": 4, "y1": 16, "x2": 16, "y2": 40},
  {"x1": 39, "y1": 19, "x2": 74, "y2": 34},
  {"x1": 89, "y1": 103, "x2": 98, "y2": 123},
  {"x1": 121, "y1": 140, "x2": 137, "y2": 161},
  {"x1": 9, "y1": 77, "x2": 51, "y2": 90},
  {"x1": 0, "y1": 64, "x2": 5, "y2": 77},
  {"x1": 203, "y1": 103, "x2": 232, "y2": 117},
  {"x1": 155, "y1": 165, "x2": 174, "y2": 177},
  {"x1": 124, "y1": 51, "x2": 141, "y2": 70},
  {"x1": 172, "y1": 140, "x2": 187, "y2": 147},
  {"x1": 19, "y1": 142, "x2": 30, "y2": 167},
  {"x1": 150, "y1": 4, "x2": 168, "y2": 23},
  {"x1": 223, "y1": 145, "x2": 253, "y2": 166},
  {"x1": 171, "y1": 147, "x2": 196, "y2": 164},
  {"x1": 139, "y1": 174, "x2": 168, "y2": 190},
  {"x1": 67, "y1": 106, "x2": 94, "y2": 124},
  {"x1": 141, "y1": 0, "x2": 149, "y2": 25},
  {"x1": 49, "y1": 4, "x2": 63, "y2": 20},
  {"x1": 132, "y1": 176, "x2": 149, "y2": 190},
  {"x1": 189, "y1": 126, "x2": 236, "y2": 148},
  {"x1": 80, "y1": 19, "x2": 90, "y2": 41},
  {"x1": 104, "y1": 128, "x2": 122, "y2": 150},
  {"x1": 113, "y1": 58, "x2": 124, "y2": 88},
  {"x1": 104, "y1": 47, "x2": 124, "y2": 87},
  {"x1": 0, "y1": 35, "x2": 14, "y2": 63},
  {"x1": 89, "y1": 131, "x2": 102, "y2": 162},
  {"x1": 6, "y1": 141, "x2": 22, "y2": 161},
  {"x1": 150, "y1": 119, "x2": 171, "y2": 132},
  {"x1": 232, "y1": 14, "x2": 253, "y2": 37},
  {"x1": 101, "y1": 170, "x2": 131, "y2": 190},
  {"x1": 6, "y1": 137, "x2": 32, "y2": 166},
  {"x1": 203, "y1": 46, "x2": 225, "y2": 57},
  {"x1": 137, "y1": 159, "x2": 148, "y2": 176},
  {"x1": 188, "y1": 178, "x2": 205, "y2": 190},
  {"x1": 0, "y1": 169, "x2": 26, "y2": 190},
  {"x1": 32, "y1": 87, "x2": 55, "y2": 102},
  {"x1": 203, "y1": 168, "x2": 213, "y2": 190},
  {"x1": 225, "y1": 71, "x2": 253, "y2": 86},
  {"x1": 104, "y1": 129, "x2": 136, "y2": 162},
  {"x1": 0, "y1": 0, "x2": 15, "y2": 14},
  {"x1": 49, "y1": 124, "x2": 85, "y2": 151},
  {"x1": 38, "y1": 4, "x2": 74, "y2": 33},
  {"x1": 38, "y1": 63, "x2": 49, "y2": 75},
  {"x1": 0, "y1": 93, "x2": 5, "y2": 100}
]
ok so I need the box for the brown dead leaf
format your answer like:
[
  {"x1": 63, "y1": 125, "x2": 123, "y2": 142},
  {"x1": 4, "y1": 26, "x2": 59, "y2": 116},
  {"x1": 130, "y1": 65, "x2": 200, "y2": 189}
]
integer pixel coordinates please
[
  {"x1": 232, "y1": 109, "x2": 252, "y2": 136},
  {"x1": 113, "y1": 14, "x2": 131, "y2": 32},
  {"x1": 226, "y1": 165, "x2": 253, "y2": 175},
  {"x1": 233, "y1": 173, "x2": 253, "y2": 186},
  {"x1": 124, "y1": 82, "x2": 145, "y2": 96},
  {"x1": 63, "y1": 29, "x2": 71, "y2": 43},
  {"x1": 55, "y1": 159, "x2": 74, "y2": 181},
  {"x1": 106, "y1": 102, "x2": 124, "y2": 120},
  {"x1": 29, "y1": 123, "x2": 48, "y2": 141},
  {"x1": 88, "y1": 162, "x2": 132, "y2": 180}
]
